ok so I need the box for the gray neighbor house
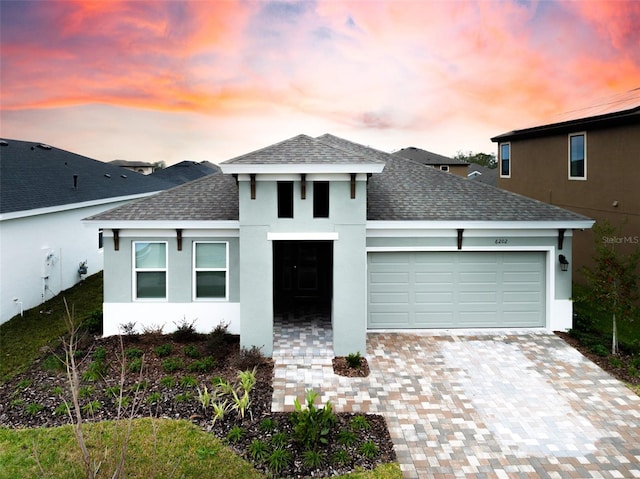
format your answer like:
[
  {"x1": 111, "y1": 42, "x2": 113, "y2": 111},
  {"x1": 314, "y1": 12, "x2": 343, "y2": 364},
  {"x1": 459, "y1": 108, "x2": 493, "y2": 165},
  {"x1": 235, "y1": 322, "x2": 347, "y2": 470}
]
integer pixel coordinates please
[{"x1": 86, "y1": 134, "x2": 593, "y2": 356}]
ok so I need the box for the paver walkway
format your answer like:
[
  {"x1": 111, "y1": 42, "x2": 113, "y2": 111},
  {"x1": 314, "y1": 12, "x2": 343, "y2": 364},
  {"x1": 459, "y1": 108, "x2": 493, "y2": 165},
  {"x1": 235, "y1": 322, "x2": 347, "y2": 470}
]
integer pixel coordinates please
[{"x1": 272, "y1": 313, "x2": 640, "y2": 478}]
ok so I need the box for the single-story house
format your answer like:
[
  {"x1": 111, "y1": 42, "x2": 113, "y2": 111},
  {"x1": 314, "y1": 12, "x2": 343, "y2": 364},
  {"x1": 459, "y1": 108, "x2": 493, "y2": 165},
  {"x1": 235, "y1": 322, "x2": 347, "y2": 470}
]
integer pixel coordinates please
[
  {"x1": 0, "y1": 138, "x2": 173, "y2": 325},
  {"x1": 86, "y1": 134, "x2": 593, "y2": 356}
]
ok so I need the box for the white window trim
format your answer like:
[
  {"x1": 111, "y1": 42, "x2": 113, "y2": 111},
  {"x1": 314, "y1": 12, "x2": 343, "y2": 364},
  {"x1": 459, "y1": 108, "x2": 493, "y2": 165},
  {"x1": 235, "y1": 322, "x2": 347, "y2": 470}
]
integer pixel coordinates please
[
  {"x1": 568, "y1": 132, "x2": 587, "y2": 181},
  {"x1": 132, "y1": 241, "x2": 168, "y2": 301},
  {"x1": 193, "y1": 241, "x2": 229, "y2": 302},
  {"x1": 499, "y1": 142, "x2": 511, "y2": 178}
]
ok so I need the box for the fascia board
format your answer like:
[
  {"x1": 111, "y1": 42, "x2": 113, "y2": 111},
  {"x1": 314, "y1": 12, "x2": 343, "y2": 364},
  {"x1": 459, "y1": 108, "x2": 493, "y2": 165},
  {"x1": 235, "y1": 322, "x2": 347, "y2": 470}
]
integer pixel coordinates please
[
  {"x1": 83, "y1": 220, "x2": 240, "y2": 230},
  {"x1": 220, "y1": 163, "x2": 385, "y2": 175},
  {"x1": 367, "y1": 220, "x2": 595, "y2": 232},
  {"x1": 0, "y1": 192, "x2": 161, "y2": 222}
]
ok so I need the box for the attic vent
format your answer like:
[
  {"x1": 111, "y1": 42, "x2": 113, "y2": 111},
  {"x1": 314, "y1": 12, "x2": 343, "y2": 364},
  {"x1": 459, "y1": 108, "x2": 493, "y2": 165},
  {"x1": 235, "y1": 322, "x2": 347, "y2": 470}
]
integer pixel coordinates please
[
  {"x1": 104, "y1": 174, "x2": 111, "y2": 178},
  {"x1": 0, "y1": 140, "x2": 8, "y2": 146},
  {"x1": 38, "y1": 144, "x2": 52, "y2": 150},
  {"x1": 120, "y1": 174, "x2": 127, "y2": 178}
]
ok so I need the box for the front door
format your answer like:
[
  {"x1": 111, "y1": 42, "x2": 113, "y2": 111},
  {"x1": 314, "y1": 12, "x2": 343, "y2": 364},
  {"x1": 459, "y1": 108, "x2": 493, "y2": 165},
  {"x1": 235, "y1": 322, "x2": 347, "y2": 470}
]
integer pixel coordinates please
[{"x1": 273, "y1": 241, "x2": 332, "y2": 313}]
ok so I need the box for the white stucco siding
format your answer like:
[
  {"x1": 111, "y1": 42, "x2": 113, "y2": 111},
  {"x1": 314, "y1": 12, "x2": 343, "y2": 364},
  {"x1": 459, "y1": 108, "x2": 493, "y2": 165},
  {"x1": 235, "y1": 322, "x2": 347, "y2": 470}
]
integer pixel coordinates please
[
  {"x1": 102, "y1": 302, "x2": 240, "y2": 336},
  {"x1": 0, "y1": 199, "x2": 143, "y2": 325}
]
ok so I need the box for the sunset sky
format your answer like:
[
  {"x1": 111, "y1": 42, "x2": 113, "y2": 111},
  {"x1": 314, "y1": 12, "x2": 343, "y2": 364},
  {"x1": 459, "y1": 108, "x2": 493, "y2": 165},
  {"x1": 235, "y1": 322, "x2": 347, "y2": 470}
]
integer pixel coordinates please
[{"x1": 1, "y1": 0, "x2": 639, "y2": 166}]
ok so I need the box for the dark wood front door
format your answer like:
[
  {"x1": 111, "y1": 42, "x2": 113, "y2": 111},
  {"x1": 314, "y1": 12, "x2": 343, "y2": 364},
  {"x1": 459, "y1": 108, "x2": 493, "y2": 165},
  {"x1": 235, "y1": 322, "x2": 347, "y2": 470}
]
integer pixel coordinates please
[{"x1": 273, "y1": 241, "x2": 332, "y2": 311}]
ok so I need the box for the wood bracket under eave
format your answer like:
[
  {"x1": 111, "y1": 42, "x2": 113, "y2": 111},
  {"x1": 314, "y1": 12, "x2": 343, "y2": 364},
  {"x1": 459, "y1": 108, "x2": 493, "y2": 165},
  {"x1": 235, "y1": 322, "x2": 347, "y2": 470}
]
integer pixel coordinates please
[
  {"x1": 176, "y1": 229, "x2": 183, "y2": 251},
  {"x1": 351, "y1": 173, "x2": 356, "y2": 199},
  {"x1": 558, "y1": 228, "x2": 565, "y2": 250},
  {"x1": 301, "y1": 174, "x2": 306, "y2": 200},
  {"x1": 113, "y1": 229, "x2": 120, "y2": 251},
  {"x1": 250, "y1": 174, "x2": 256, "y2": 200},
  {"x1": 457, "y1": 229, "x2": 464, "y2": 250}
]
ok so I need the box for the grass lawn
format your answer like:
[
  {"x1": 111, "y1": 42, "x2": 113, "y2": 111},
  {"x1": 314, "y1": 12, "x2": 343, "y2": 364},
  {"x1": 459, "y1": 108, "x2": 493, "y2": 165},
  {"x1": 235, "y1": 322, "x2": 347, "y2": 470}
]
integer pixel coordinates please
[
  {"x1": 1, "y1": 273, "x2": 402, "y2": 478},
  {"x1": 0, "y1": 272, "x2": 104, "y2": 383}
]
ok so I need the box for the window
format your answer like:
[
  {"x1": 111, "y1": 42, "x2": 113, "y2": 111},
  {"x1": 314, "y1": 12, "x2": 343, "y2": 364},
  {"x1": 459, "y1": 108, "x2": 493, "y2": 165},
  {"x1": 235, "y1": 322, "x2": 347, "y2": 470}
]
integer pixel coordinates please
[
  {"x1": 194, "y1": 242, "x2": 228, "y2": 300},
  {"x1": 569, "y1": 133, "x2": 586, "y2": 179},
  {"x1": 277, "y1": 182, "x2": 294, "y2": 218},
  {"x1": 313, "y1": 181, "x2": 329, "y2": 218},
  {"x1": 500, "y1": 143, "x2": 510, "y2": 177},
  {"x1": 98, "y1": 229, "x2": 103, "y2": 249},
  {"x1": 133, "y1": 242, "x2": 167, "y2": 299},
  {"x1": 440, "y1": 165, "x2": 449, "y2": 172}
]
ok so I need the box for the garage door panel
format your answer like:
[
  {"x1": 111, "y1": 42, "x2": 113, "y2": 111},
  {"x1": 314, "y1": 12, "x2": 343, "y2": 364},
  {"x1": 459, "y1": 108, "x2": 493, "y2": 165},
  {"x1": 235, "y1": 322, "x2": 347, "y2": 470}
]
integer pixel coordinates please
[{"x1": 368, "y1": 251, "x2": 545, "y2": 329}]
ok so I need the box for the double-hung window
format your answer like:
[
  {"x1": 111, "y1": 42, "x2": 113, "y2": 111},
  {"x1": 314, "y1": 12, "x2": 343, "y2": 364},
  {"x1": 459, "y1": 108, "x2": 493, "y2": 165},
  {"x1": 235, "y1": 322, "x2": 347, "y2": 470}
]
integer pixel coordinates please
[
  {"x1": 193, "y1": 242, "x2": 228, "y2": 300},
  {"x1": 499, "y1": 143, "x2": 511, "y2": 177},
  {"x1": 569, "y1": 133, "x2": 586, "y2": 180},
  {"x1": 133, "y1": 242, "x2": 167, "y2": 300}
]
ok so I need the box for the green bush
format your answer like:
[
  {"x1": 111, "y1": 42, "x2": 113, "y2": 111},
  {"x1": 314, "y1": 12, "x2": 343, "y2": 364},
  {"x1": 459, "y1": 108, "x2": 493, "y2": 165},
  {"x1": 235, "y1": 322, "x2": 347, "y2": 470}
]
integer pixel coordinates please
[
  {"x1": 172, "y1": 318, "x2": 199, "y2": 343},
  {"x1": 187, "y1": 356, "x2": 216, "y2": 373},
  {"x1": 154, "y1": 344, "x2": 173, "y2": 357},
  {"x1": 162, "y1": 357, "x2": 184, "y2": 373},
  {"x1": 346, "y1": 352, "x2": 362, "y2": 369},
  {"x1": 183, "y1": 345, "x2": 201, "y2": 359},
  {"x1": 290, "y1": 389, "x2": 336, "y2": 449}
]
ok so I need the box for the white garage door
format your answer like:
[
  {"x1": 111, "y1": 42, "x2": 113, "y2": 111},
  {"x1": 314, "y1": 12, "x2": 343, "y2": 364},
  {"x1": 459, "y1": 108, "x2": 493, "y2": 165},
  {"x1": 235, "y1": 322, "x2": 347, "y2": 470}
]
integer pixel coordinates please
[{"x1": 368, "y1": 251, "x2": 545, "y2": 329}]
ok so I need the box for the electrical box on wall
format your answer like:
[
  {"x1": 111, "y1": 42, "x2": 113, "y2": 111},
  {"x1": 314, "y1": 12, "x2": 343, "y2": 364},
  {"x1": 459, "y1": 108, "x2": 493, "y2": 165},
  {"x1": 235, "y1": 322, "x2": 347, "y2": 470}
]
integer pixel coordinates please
[{"x1": 42, "y1": 248, "x2": 56, "y2": 278}]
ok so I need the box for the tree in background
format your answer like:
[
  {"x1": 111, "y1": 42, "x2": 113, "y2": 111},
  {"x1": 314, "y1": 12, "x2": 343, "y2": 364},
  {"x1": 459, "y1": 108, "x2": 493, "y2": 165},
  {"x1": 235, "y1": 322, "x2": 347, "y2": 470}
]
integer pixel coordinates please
[
  {"x1": 582, "y1": 220, "x2": 640, "y2": 355},
  {"x1": 453, "y1": 151, "x2": 497, "y2": 169}
]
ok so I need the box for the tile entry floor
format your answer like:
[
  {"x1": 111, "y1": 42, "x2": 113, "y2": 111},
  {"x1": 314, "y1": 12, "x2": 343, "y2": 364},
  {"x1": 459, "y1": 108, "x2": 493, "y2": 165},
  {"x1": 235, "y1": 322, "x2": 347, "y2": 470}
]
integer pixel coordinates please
[{"x1": 272, "y1": 314, "x2": 640, "y2": 478}]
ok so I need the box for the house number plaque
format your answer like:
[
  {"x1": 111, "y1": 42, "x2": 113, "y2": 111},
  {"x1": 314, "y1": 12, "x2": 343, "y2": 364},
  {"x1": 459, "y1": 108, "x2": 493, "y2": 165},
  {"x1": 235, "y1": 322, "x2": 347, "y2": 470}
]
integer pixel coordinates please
[{"x1": 494, "y1": 238, "x2": 508, "y2": 245}]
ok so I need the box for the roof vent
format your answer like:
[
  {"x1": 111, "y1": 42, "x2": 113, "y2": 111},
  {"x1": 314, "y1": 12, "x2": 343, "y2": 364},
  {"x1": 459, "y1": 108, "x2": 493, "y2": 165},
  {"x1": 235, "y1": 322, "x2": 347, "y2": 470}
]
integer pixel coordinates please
[
  {"x1": 38, "y1": 144, "x2": 52, "y2": 150},
  {"x1": 120, "y1": 174, "x2": 127, "y2": 178},
  {"x1": 0, "y1": 140, "x2": 8, "y2": 146},
  {"x1": 104, "y1": 174, "x2": 111, "y2": 178}
]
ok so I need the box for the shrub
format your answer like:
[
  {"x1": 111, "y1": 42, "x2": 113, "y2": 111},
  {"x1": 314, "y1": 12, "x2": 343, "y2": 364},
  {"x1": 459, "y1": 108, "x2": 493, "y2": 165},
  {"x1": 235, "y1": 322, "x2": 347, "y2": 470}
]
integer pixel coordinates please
[
  {"x1": 141, "y1": 323, "x2": 165, "y2": 335},
  {"x1": 172, "y1": 317, "x2": 199, "y2": 343},
  {"x1": 119, "y1": 322, "x2": 138, "y2": 337},
  {"x1": 82, "y1": 359, "x2": 107, "y2": 381},
  {"x1": 128, "y1": 357, "x2": 143, "y2": 373},
  {"x1": 41, "y1": 354, "x2": 65, "y2": 373},
  {"x1": 160, "y1": 376, "x2": 176, "y2": 388},
  {"x1": 147, "y1": 392, "x2": 162, "y2": 404},
  {"x1": 290, "y1": 389, "x2": 336, "y2": 449},
  {"x1": 162, "y1": 357, "x2": 184, "y2": 373},
  {"x1": 179, "y1": 375, "x2": 198, "y2": 388},
  {"x1": 226, "y1": 425, "x2": 245, "y2": 444},
  {"x1": 174, "y1": 392, "x2": 192, "y2": 403},
  {"x1": 25, "y1": 403, "x2": 43, "y2": 416},
  {"x1": 206, "y1": 321, "x2": 230, "y2": 358},
  {"x1": 125, "y1": 347, "x2": 143, "y2": 359},
  {"x1": 591, "y1": 344, "x2": 609, "y2": 357},
  {"x1": 183, "y1": 345, "x2": 201, "y2": 358},
  {"x1": 54, "y1": 402, "x2": 68, "y2": 415},
  {"x1": 267, "y1": 448, "x2": 292, "y2": 475},
  {"x1": 154, "y1": 344, "x2": 173, "y2": 358},
  {"x1": 302, "y1": 449, "x2": 324, "y2": 468},
  {"x1": 81, "y1": 400, "x2": 102, "y2": 415},
  {"x1": 230, "y1": 345, "x2": 265, "y2": 370},
  {"x1": 350, "y1": 414, "x2": 371, "y2": 431},
  {"x1": 270, "y1": 431, "x2": 288, "y2": 449},
  {"x1": 259, "y1": 417, "x2": 278, "y2": 433},
  {"x1": 337, "y1": 429, "x2": 357, "y2": 447},
  {"x1": 346, "y1": 351, "x2": 362, "y2": 369},
  {"x1": 78, "y1": 385, "x2": 94, "y2": 399},
  {"x1": 359, "y1": 440, "x2": 379, "y2": 458},
  {"x1": 187, "y1": 356, "x2": 216, "y2": 373},
  {"x1": 332, "y1": 449, "x2": 350, "y2": 465},
  {"x1": 248, "y1": 440, "x2": 270, "y2": 462}
]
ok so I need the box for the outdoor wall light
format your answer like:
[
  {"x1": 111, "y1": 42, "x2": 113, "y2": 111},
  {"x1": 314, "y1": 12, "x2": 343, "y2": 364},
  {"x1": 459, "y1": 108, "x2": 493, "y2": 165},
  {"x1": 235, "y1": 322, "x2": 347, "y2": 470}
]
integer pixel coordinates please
[{"x1": 559, "y1": 254, "x2": 569, "y2": 272}]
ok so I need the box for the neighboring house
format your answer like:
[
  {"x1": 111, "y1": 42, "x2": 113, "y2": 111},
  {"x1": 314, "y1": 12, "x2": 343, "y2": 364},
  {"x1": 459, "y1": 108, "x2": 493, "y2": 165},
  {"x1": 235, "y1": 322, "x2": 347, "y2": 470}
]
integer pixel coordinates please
[
  {"x1": 110, "y1": 159, "x2": 157, "y2": 175},
  {"x1": 491, "y1": 90, "x2": 640, "y2": 277},
  {"x1": 467, "y1": 164, "x2": 498, "y2": 186},
  {"x1": 86, "y1": 134, "x2": 592, "y2": 356},
  {"x1": 150, "y1": 160, "x2": 220, "y2": 186},
  {"x1": 394, "y1": 146, "x2": 469, "y2": 176},
  {"x1": 0, "y1": 139, "x2": 173, "y2": 325}
]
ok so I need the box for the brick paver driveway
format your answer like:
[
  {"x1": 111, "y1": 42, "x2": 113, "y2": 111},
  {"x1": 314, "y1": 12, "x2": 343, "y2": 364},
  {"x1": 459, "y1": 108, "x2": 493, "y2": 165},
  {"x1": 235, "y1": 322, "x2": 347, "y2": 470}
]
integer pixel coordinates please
[{"x1": 272, "y1": 316, "x2": 640, "y2": 478}]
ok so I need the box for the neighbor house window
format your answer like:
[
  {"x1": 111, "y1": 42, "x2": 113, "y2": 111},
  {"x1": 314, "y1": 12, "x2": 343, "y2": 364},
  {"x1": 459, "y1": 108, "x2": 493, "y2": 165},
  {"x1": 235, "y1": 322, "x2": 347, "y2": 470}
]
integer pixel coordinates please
[
  {"x1": 500, "y1": 143, "x2": 511, "y2": 177},
  {"x1": 569, "y1": 133, "x2": 586, "y2": 180},
  {"x1": 98, "y1": 229, "x2": 103, "y2": 249},
  {"x1": 133, "y1": 242, "x2": 167, "y2": 300},
  {"x1": 313, "y1": 181, "x2": 329, "y2": 218},
  {"x1": 440, "y1": 165, "x2": 449, "y2": 172},
  {"x1": 277, "y1": 182, "x2": 294, "y2": 218},
  {"x1": 194, "y1": 242, "x2": 228, "y2": 300}
]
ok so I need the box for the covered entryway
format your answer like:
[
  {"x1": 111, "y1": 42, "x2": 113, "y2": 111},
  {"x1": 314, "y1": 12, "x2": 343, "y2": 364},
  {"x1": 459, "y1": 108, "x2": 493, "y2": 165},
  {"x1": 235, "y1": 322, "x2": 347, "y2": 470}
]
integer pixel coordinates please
[
  {"x1": 368, "y1": 251, "x2": 545, "y2": 329},
  {"x1": 273, "y1": 241, "x2": 333, "y2": 316}
]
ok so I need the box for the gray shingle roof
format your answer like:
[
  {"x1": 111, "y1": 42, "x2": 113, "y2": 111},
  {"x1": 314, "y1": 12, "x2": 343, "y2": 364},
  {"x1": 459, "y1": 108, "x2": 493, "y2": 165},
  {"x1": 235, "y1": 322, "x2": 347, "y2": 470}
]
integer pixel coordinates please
[
  {"x1": 86, "y1": 133, "x2": 590, "y2": 223},
  {"x1": 85, "y1": 172, "x2": 238, "y2": 221},
  {"x1": 319, "y1": 134, "x2": 589, "y2": 222},
  {"x1": 1, "y1": 139, "x2": 173, "y2": 215},
  {"x1": 394, "y1": 147, "x2": 469, "y2": 166},
  {"x1": 222, "y1": 134, "x2": 385, "y2": 166},
  {"x1": 150, "y1": 161, "x2": 220, "y2": 186}
]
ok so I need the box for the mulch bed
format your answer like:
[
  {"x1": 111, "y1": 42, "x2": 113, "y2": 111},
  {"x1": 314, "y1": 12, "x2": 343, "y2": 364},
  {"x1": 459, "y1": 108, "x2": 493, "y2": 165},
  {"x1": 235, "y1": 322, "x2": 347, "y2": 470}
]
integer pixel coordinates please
[
  {"x1": 332, "y1": 356, "x2": 370, "y2": 377},
  {"x1": 0, "y1": 332, "x2": 395, "y2": 478}
]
